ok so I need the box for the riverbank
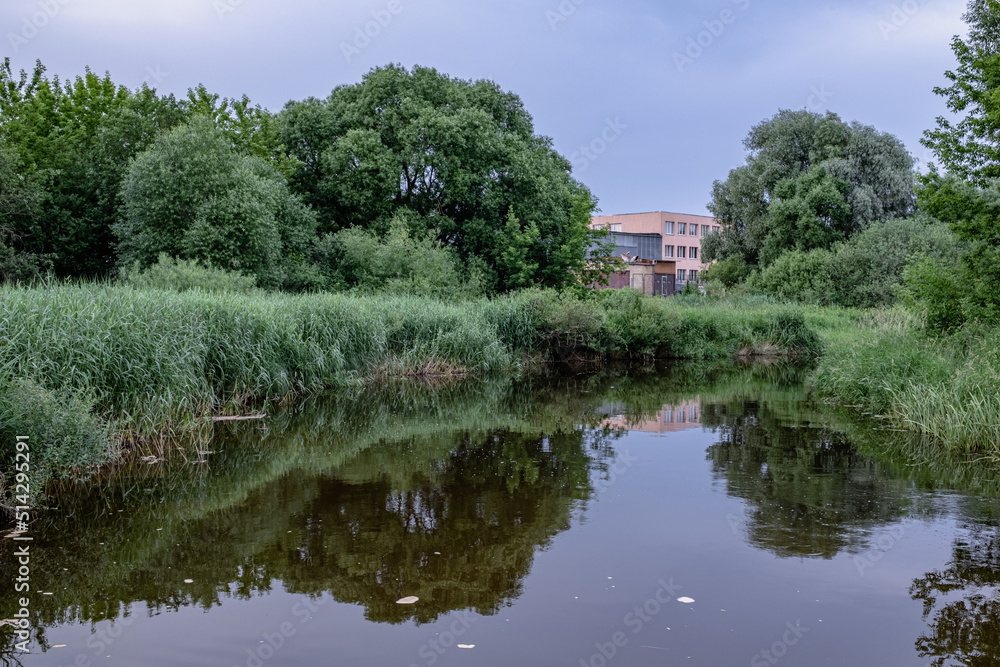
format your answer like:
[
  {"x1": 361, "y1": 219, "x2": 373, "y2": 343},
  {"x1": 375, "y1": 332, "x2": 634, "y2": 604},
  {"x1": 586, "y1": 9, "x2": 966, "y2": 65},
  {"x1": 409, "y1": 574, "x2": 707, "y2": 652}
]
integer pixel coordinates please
[
  {"x1": 0, "y1": 285, "x2": 821, "y2": 508},
  {"x1": 811, "y1": 308, "x2": 1000, "y2": 454}
]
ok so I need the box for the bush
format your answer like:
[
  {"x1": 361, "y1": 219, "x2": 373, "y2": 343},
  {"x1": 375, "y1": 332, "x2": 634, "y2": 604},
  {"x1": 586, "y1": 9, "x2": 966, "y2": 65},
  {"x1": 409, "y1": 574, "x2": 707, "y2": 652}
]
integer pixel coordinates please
[
  {"x1": 901, "y1": 255, "x2": 967, "y2": 332},
  {"x1": 748, "y1": 249, "x2": 835, "y2": 304},
  {"x1": 116, "y1": 116, "x2": 318, "y2": 288},
  {"x1": 122, "y1": 254, "x2": 259, "y2": 294},
  {"x1": 0, "y1": 378, "x2": 110, "y2": 508},
  {"x1": 703, "y1": 256, "x2": 749, "y2": 287},
  {"x1": 747, "y1": 216, "x2": 962, "y2": 308},
  {"x1": 314, "y1": 215, "x2": 484, "y2": 300}
]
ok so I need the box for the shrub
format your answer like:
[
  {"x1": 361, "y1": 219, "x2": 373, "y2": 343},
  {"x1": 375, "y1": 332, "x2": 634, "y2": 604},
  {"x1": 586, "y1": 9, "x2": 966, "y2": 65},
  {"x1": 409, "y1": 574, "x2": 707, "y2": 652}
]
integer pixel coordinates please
[
  {"x1": 748, "y1": 249, "x2": 835, "y2": 304},
  {"x1": 122, "y1": 254, "x2": 259, "y2": 293},
  {"x1": 747, "y1": 216, "x2": 962, "y2": 308},
  {"x1": 0, "y1": 378, "x2": 110, "y2": 508},
  {"x1": 115, "y1": 116, "x2": 317, "y2": 288}
]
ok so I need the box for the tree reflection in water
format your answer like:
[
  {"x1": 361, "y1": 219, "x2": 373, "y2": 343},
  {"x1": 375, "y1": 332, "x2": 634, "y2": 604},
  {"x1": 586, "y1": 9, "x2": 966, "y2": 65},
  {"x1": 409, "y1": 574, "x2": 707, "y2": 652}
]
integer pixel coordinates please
[
  {"x1": 911, "y1": 523, "x2": 1000, "y2": 667},
  {"x1": 703, "y1": 398, "x2": 909, "y2": 559}
]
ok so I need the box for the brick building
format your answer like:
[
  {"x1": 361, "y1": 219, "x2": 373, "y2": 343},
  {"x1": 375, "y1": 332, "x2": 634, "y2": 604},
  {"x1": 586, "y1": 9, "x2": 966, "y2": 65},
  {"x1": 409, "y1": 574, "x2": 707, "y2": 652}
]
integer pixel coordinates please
[{"x1": 591, "y1": 211, "x2": 720, "y2": 290}]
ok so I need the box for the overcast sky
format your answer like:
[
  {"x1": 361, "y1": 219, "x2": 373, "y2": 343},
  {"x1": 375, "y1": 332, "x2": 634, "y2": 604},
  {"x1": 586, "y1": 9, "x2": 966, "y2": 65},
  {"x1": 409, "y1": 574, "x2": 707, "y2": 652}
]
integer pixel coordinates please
[{"x1": 2, "y1": 0, "x2": 969, "y2": 216}]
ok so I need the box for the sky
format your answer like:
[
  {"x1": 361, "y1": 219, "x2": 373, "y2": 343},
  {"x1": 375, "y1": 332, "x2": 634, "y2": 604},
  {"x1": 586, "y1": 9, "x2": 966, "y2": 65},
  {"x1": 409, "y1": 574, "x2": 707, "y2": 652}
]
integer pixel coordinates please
[{"x1": 1, "y1": 0, "x2": 970, "y2": 216}]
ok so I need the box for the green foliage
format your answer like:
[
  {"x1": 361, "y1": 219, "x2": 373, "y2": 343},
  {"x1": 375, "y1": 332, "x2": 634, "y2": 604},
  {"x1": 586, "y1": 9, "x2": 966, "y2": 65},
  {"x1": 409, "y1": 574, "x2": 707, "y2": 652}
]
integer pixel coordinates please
[
  {"x1": 315, "y1": 213, "x2": 483, "y2": 299},
  {"x1": 750, "y1": 217, "x2": 962, "y2": 309},
  {"x1": 0, "y1": 378, "x2": 110, "y2": 507},
  {"x1": 708, "y1": 109, "x2": 914, "y2": 269},
  {"x1": 122, "y1": 254, "x2": 259, "y2": 294},
  {"x1": 922, "y1": 0, "x2": 1000, "y2": 184},
  {"x1": 116, "y1": 117, "x2": 317, "y2": 289},
  {"x1": 0, "y1": 140, "x2": 51, "y2": 281},
  {"x1": 901, "y1": 255, "x2": 968, "y2": 332},
  {"x1": 759, "y1": 167, "x2": 851, "y2": 265},
  {"x1": 278, "y1": 64, "x2": 602, "y2": 292},
  {"x1": 748, "y1": 249, "x2": 835, "y2": 304},
  {"x1": 0, "y1": 59, "x2": 179, "y2": 277},
  {"x1": 904, "y1": 174, "x2": 1000, "y2": 329},
  {"x1": 703, "y1": 255, "x2": 750, "y2": 287}
]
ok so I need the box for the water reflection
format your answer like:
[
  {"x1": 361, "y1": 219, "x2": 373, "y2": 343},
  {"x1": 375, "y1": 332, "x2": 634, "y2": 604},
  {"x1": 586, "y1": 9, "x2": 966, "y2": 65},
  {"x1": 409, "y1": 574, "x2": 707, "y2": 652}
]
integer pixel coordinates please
[
  {"x1": 3, "y1": 362, "x2": 1000, "y2": 666},
  {"x1": 703, "y1": 396, "x2": 910, "y2": 559},
  {"x1": 0, "y1": 375, "x2": 622, "y2": 642},
  {"x1": 911, "y1": 521, "x2": 1000, "y2": 666}
]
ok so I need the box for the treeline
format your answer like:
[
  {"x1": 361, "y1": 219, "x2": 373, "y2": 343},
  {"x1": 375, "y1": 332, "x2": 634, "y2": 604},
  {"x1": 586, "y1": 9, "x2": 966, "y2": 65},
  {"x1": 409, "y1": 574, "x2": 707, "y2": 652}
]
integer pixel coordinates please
[
  {"x1": 0, "y1": 60, "x2": 614, "y2": 296},
  {"x1": 704, "y1": 0, "x2": 1000, "y2": 333}
]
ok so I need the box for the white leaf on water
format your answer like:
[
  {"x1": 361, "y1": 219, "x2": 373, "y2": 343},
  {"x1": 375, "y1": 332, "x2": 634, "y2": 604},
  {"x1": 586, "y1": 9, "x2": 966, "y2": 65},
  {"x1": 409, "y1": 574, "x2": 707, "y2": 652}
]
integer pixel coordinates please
[
  {"x1": 184, "y1": 579, "x2": 194, "y2": 584},
  {"x1": 52, "y1": 644, "x2": 67, "y2": 648},
  {"x1": 458, "y1": 644, "x2": 475, "y2": 649},
  {"x1": 677, "y1": 597, "x2": 695, "y2": 604},
  {"x1": 396, "y1": 596, "x2": 419, "y2": 605}
]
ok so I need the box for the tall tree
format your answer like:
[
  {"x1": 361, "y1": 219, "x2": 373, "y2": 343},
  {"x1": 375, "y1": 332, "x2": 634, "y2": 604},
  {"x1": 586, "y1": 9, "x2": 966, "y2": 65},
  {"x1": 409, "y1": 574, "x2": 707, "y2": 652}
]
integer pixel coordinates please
[
  {"x1": 116, "y1": 116, "x2": 317, "y2": 288},
  {"x1": 278, "y1": 64, "x2": 602, "y2": 292},
  {"x1": 705, "y1": 110, "x2": 915, "y2": 268},
  {"x1": 922, "y1": 0, "x2": 1000, "y2": 183},
  {"x1": 0, "y1": 59, "x2": 188, "y2": 277}
]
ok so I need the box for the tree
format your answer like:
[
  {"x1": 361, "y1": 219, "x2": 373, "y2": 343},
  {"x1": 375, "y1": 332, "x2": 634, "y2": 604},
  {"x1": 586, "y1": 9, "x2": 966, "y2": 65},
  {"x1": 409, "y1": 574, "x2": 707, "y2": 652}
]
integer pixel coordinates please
[
  {"x1": 706, "y1": 109, "x2": 915, "y2": 269},
  {"x1": 922, "y1": 0, "x2": 1000, "y2": 184},
  {"x1": 0, "y1": 59, "x2": 132, "y2": 276},
  {"x1": 0, "y1": 59, "x2": 192, "y2": 277},
  {"x1": 116, "y1": 117, "x2": 317, "y2": 288},
  {"x1": 0, "y1": 140, "x2": 51, "y2": 281},
  {"x1": 278, "y1": 64, "x2": 603, "y2": 292},
  {"x1": 904, "y1": 174, "x2": 1000, "y2": 328}
]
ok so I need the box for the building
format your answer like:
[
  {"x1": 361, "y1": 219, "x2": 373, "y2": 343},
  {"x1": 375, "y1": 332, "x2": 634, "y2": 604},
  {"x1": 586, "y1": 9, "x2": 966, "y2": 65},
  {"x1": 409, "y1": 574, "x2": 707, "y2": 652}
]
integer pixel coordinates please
[{"x1": 591, "y1": 211, "x2": 720, "y2": 291}]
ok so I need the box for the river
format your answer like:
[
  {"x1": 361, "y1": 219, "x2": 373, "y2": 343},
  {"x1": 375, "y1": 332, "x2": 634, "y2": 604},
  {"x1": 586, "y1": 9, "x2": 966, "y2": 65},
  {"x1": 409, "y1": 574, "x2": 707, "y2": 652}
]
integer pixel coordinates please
[{"x1": 2, "y1": 363, "x2": 999, "y2": 666}]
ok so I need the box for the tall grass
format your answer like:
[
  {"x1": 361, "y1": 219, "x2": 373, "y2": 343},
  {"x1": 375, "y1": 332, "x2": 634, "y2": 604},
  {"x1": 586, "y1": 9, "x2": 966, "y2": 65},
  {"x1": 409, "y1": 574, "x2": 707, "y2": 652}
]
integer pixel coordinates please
[
  {"x1": 0, "y1": 283, "x2": 823, "y2": 506},
  {"x1": 811, "y1": 308, "x2": 1000, "y2": 453}
]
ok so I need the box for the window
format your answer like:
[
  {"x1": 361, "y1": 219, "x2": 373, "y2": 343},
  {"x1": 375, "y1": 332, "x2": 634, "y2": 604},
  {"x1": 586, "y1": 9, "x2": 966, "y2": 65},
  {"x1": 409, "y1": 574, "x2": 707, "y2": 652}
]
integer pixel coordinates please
[
  {"x1": 690, "y1": 247, "x2": 698, "y2": 260},
  {"x1": 664, "y1": 410, "x2": 674, "y2": 423},
  {"x1": 689, "y1": 406, "x2": 698, "y2": 421},
  {"x1": 678, "y1": 223, "x2": 687, "y2": 235},
  {"x1": 689, "y1": 269, "x2": 698, "y2": 282},
  {"x1": 609, "y1": 223, "x2": 622, "y2": 232},
  {"x1": 664, "y1": 221, "x2": 674, "y2": 235},
  {"x1": 701, "y1": 225, "x2": 710, "y2": 236},
  {"x1": 663, "y1": 245, "x2": 674, "y2": 258},
  {"x1": 713, "y1": 226, "x2": 720, "y2": 233},
  {"x1": 677, "y1": 269, "x2": 687, "y2": 282},
  {"x1": 689, "y1": 224, "x2": 698, "y2": 236},
  {"x1": 677, "y1": 246, "x2": 686, "y2": 258}
]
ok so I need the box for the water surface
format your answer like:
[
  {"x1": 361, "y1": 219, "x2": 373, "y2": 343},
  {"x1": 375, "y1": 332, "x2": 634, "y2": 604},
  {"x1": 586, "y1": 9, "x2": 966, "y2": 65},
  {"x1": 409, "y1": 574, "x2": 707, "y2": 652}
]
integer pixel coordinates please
[{"x1": 3, "y1": 364, "x2": 1000, "y2": 666}]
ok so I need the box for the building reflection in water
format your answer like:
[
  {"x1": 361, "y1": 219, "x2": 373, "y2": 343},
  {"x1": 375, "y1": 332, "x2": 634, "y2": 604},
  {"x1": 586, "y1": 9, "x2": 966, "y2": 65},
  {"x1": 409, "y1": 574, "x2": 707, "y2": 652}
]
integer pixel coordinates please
[{"x1": 600, "y1": 399, "x2": 701, "y2": 434}]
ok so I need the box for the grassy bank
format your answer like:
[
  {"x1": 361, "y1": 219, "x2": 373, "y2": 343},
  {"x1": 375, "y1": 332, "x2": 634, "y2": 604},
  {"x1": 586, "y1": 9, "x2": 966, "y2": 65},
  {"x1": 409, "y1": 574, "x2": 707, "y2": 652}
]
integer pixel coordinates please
[
  {"x1": 0, "y1": 285, "x2": 821, "y2": 507},
  {"x1": 811, "y1": 308, "x2": 1000, "y2": 454}
]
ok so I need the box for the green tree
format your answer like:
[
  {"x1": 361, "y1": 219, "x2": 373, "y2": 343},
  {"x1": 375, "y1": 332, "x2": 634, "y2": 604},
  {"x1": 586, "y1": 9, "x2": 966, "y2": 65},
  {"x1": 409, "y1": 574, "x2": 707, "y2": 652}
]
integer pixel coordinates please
[
  {"x1": 922, "y1": 0, "x2": 1000, "y2": 184},
  {"x1": 706, "y1": 110, "x2": 915, "y2": 269},
  {"x1": 116, "y1": 117, "x2": 317, "y2": 288},
  {"x1": 0, "y1": 140, "x2": 51, "y2": 281},
  {"x1": 0, "y1": 59, "x2": 192, "y2": 277},
  {"x1": 905, "y1": 174, "x2": 1000, "y2": 328},
  {"x1": 278, "y1": 64, "x2": 603, "y2": 292}
]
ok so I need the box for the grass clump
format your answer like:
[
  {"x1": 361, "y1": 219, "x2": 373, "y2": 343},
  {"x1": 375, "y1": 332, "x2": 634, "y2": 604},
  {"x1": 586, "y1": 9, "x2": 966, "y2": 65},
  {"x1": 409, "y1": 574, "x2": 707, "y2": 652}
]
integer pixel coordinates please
[
  {"x1": 811, "y1": 308, "x2": 1000, "y2": 453},
  {"x1": 0, "y1": 378, "x2": 111, "y2": 510},
  {"x1": 122, "y1": 254, "x2": 259, "y2": 294}
]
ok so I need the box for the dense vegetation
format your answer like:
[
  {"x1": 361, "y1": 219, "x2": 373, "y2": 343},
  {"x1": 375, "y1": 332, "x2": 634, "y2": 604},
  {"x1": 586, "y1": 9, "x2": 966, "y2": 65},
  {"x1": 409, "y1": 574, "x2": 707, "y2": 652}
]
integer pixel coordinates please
[
  {"x1": 0, "y1": 60, "x2": 614, "y2": 294},
  {"x1": 0, "y1": 284, "x2": 821, "y2": 507},
  {"x1": 1, "y1": 1, "x2": 999, "y2": 510}
]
